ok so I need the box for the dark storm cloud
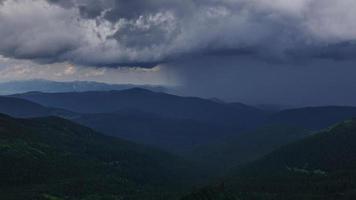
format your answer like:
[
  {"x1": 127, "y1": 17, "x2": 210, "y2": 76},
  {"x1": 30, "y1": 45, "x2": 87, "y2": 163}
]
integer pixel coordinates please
[{"x1": 0, "y1": 0, "x2": 356, "y2": 67}]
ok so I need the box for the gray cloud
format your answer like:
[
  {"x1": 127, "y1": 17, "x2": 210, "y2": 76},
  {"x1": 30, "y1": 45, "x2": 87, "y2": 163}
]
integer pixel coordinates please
[{"x1": 0, "y1": 0, "x2": 356, "y2": 67}]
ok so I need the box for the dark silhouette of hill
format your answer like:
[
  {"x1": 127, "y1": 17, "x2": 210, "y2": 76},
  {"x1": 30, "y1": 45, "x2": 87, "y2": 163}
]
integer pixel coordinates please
[
  {"x1": 0, "y1": 114, "x2": 205, "y2": 200},
  {"x1": 182, "y1": 119, "x2": 356, "y2": 200},
  {"x1": 0, "y1": 96, "x2": 73, "y2": 118}
]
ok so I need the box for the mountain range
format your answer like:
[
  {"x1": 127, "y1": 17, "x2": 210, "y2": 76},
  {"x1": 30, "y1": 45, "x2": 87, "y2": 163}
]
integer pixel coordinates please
[
  {"x1": 1, "y1": 88, "x2": 356, "y2": 199},
  {"x1": 9, "y1": 89, "x2": 267, "y2": 153},
  {"x1": 11, "y1": 88, "x2": 266, "y2": 128},
  {"x1": 1, "y1": 89, "x2": 356, "y2": 159},
  {"x1": 0, "y1": 79, "x2": 167, "y2": 95},
  {"x1": 5, "y1": 89, "x2": 356, "y2": 156}
]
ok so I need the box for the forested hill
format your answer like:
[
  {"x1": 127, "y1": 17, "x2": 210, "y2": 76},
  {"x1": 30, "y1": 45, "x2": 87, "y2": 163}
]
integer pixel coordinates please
[
  {"x1": 183, "y1": 119, "x2": 356, "y2": 200},
  {"x1": 0, "y1": 114, "x2": 204, "y2": 200}
]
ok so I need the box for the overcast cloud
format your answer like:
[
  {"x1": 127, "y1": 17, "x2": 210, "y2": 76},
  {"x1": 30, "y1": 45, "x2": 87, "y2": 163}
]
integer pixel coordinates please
[{"x1": 0, "y1": 0, "x2": 356, "y2": 67}]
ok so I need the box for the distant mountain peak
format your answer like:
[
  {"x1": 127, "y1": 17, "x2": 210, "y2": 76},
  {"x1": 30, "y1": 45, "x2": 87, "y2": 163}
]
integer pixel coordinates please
[
  {"x1": 0, "y1": 79, "x2": 167, "y2": 95},
  {"x1": 121, "y1": 87, "x2": 155, "y2": 93}
]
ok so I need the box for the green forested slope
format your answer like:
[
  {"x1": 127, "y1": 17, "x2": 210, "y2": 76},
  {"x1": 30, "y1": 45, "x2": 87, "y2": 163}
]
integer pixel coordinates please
[
  {"x1": 0, "y1": 114, "x2": 203, "y2": 200},
  {"x1": 182, "y1": 119, "x2": 356, "y2": 200}
]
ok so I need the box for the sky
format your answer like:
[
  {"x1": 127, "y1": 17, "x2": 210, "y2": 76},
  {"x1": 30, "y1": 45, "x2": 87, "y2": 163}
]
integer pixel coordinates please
[{"x1": 0, "y1": 0, "x2": 356, "y2": 106}]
